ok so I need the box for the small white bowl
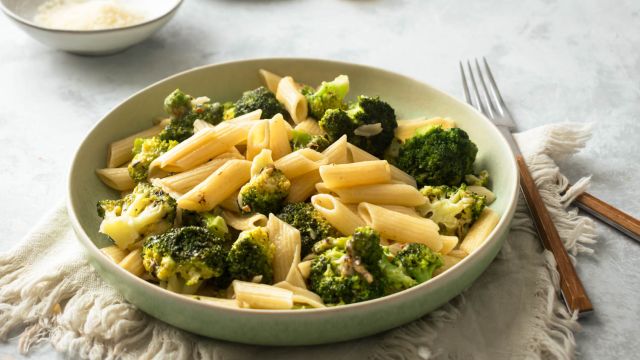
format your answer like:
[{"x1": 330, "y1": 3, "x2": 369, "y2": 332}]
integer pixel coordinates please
[{"x1": 0, "y1": 0, "x2": 182, "y2": 55}]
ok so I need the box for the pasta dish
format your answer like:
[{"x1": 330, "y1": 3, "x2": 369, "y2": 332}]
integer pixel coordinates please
[{"x1": 94, "y1": 70, "x2": 499, "y2": 310}]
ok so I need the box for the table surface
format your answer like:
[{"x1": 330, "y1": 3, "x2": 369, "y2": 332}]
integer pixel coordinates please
[{"x1": 1, "y1": 0, "x2": 639, "y2": 358}]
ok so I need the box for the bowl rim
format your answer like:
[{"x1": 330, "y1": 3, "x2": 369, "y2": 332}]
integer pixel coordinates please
[
  {"x1": 67, "y1": 57, "x2": 519, "y2": 316},
  {"x1": 0, "y1": 0, "x2": 183, "y2": 34}
]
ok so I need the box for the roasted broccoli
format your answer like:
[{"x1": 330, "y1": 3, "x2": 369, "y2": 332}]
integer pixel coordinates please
[
  {"x1": 159, "y1": 90, "x2": 226, "y2": 142},
  {"x1": 97, "y1": 182, "x2": 176, "y2": 250},
  {"x1": 418, "y1": 184, "x2": 486, "y2": 238},
  {"x1": 238, "y1": 165, "x2": 291, "y2": 214},
  {"x1": 142, "y1": 226, "x2": 229, "y2": 287},
  {"x1": 303, "y1": 75, "x2": 350, "y2": 119},
  {"x1": 290, "y1": 130, "x2": 331, "y2": 152},
  {"x1": 227, "y1": 227, "x2": 275, "y2": 283},
  {"x1": 278, "y1": 202, "x2": 340, "y2": 256},
  {"x1": 396, "y1": 126, "x2": 478, "y2": 187},
  {"x1": 393, "y1": 243, "x2": 443, "y2": 283},
  {"x1": 128, "y1": 136, "x2": 178, "y2": 182},
  {"x1": 319, "y1": 96, "x2": 397, "y2": 157},
  {"x1": 182, "y1": 209, "x2": 230, "y2": 240},
  {"x1": 234, "y1": 86, "x2": 286, "y2": 119},
  {"x1": 308, "y1": 227, "x2": 386, "y2": 305}
]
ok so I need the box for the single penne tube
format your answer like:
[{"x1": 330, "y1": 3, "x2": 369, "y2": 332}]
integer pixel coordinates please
[
  {"x1": 447, "y1": 249, "x2": 468, "y2": 259},
  {"x1": 358, "y1": 202, "x2": 442, "y2": 251},
  {"x1": 276, "y1": 76, "x2": 308, "y2": 123},
  {"x1": 106, "y1": 119, "x2": 170, "y2": 168},
  {"x1": 259, "y1": 69, "x2": 283, "y2": 93},
  {"x1": 228, "y1": 109, "x2": 262, "y2": 123},
  {"x1": 251, "y1": 149, "x2": 274, "y2": 177},
  {"x1": 322, "y1": 135, "x2": 348, "y2": 164},
  {"x1": 193, "y1": 119, "x2": 215, "y2": 133},
  {"x1": 285, "y1": 244, "x2": 306, "y2": 289},
  {"x1": 101, "y1": 245, "x2": 128, "y2": 263},
  {"x1": 395, "y1": 117, "x2": 456, "y2": 141},
  {"x1": 220, "y1": 190, "x2": 241, "y2": 213},
  {"x1": 319, "y1": 160, "x2": 391, "y2": 189},
  {"x1": 439, "y1": 235, "x2": 459, "y2": 255},
  {"x1": 269, "y1": 114, "x2": 293, "y2": 160},
  {"x1": 314, "y1": 182, "x2": 332, "y2": 194},
  {"x1": 378, "y1": 205, "x2": 422, "y2": 218},
  {"x1": 153, "y1": 124, "x2": 248, "y2": 173},
  {"x1": 297, "y1": 260, "x2": 312, "y2": 279},
  {"x1": 189, "y1": 295, "x2": 241, "y2": 308},
  {"x1": 177, "y1": 160, "x2": 252, "y2": 212},
  {"x1": 118, "y1": 248, "x2": 145, "y2": 277},
  {"x1": 223, "y1": 211, "x2": 268, "y2": 231},
  {"x1": 232, "y1": 280, "x2": 293, "y2": 310},
  {"x1": 274, "y1": 281, "x2": 325, "y2": 308},
  {"x1": 286, "y1": 170, "x2": 322, "y2": 203},
  {"x1": 96, "y1": 167, "x2": 135, "y2": 191},
  {"x1": 433, "y1": 255, "x2": 462, "y2": 276},
  {"x1": 268, "y1": 214, "x2": 303, "y2": 285},
  {"x1": 331, "y1": 183, "x2": 426, "y2": 207},
  {"x1": 246, "y1": 120, "x2": 270, "y2": 160},
  {"x1": 311, "y1": 194, "x2": 365, "y2": 235},
  {"x1": 346, "y1": 143, "x2": 417, "y2": 187},
  {"x1": 274, "y1": 148, "x2": 327, "y2": 179},
  {"x1": 459, "y1": 208, "x2": 500, "y2": 254},
  {"x1": 152, "y1": 151, "x2": 243, "y2": 197},
  {"x1": 295, "y1": 118, "x2": 325, "y2": 136},
  {"x1": 467, "y1": 185, "x2": 496, "y2": 204}
]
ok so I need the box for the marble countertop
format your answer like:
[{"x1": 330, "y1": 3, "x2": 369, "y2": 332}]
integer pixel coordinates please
[{"x1": 1, "y1": 0, "x2": 638, "y2": 358}]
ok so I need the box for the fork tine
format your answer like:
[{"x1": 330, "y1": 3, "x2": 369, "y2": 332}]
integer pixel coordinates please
[
  {"x1": 482, "y1": 57, "x2": 508, "y2": 116},
  {"x1": 459, "y1": 62, "x2": 472, "y2": 105},
  {"x1": 474, "y1": 59, "x2": 497, "y2": 119},
  {"x1": 466, "y1": 61, "x2": 488, "y2": 116}
]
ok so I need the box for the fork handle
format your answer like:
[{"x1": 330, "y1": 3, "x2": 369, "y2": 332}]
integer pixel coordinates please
[
  {"x1": 516, "y1": 155, "x2": 593, "y2": 314},
  {"x1": 574, "y1": 191, "x2": 640, "y2": 243}
]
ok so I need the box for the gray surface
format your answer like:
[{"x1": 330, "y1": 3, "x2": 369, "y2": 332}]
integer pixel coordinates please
[{"x1": 0, "y1": 0, "x2": 638, "y2": 358}]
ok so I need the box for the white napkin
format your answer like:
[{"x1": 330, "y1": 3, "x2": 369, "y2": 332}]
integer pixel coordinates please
[{"x1": 0, "y1": 123, "x2": 595, "y2": 360}]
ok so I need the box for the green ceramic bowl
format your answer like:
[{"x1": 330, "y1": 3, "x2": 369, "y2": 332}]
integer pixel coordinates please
[{"x1": 67, "y1": 58, "x2": 519, "y2": 346}]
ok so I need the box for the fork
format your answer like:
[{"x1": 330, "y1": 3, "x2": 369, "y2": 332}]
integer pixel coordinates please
[{"x1": 460, "y1": 58, "x2": 593, "y2": 315}]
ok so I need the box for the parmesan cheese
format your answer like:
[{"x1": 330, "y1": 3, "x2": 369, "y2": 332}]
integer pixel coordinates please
[{"x1": 34, "y1": 0, "x2": 145, "y2": 31}]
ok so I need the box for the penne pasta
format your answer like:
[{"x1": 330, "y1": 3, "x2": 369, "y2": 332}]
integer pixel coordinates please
[
  {"x1": 322, "y1": 135, "x2": 348, "y2": 164},
  {"x1": 274, "y1": 148, "x2": 327, "y2": 179},
  {"x1": 223, "y1": 210, "x2": 268, "y2": 231},
  {"x1": 96, "y1": 167, "x2": 135, "y2": 191},
  {"x1": 232, "y1": 280, "x2": 293, "y2": 310},
  {"x1": 467, "y1": 185, "x2": 496, "y2": 204},
  {"x1": 177, "y1": 160, "x2": 252, "y2": 212},
  {"x1": 439, "y1": 235, "x2": 459, "y2": 255},
  {"x1": 295, "y1": 119, "x2": 325, "y2": 136},
  {"x1": 268, "y1": 214, "x2": 304, "y2": 286},
  {"x1": 297, "y1": 260, "x2": 312, "y2": 279},
  {"x1": 220, "y1": 190, "x2": 241, "y2": 213},
  {"x1": 276, "y1": 76, "x2": 308, "y2": 123},
  {"x1": 274, "y1": 281, "x2": 325, "y2": 308},
  {"x1": 434, "y1": 255, "x2": 462, "y2": 276},
  {"x1": 395, "y1": 117, "x2": 456, "y2": 141},
  {"x1": 190, "y1": 295, "x2": 240, "y2": 308},
  {"x1": 346, "y1": 143, "x2": 417, "y2": 187},
  {"x1": 251, "y1": 149, "x2": 274, "y2": 177},
  {"x1": 311, "y1": 194, "x2": 365, "y2": 235},
  {"x1": 331, "y1": 183, "x2": 426, "y2": 207},
  {"x1": 259, "y1": 69, "x2": 283, "y2": 93},
  {"x1": 268, "y1": 114, "x2": 293, "y2": 160},
  {"x1": 152, "y1": 123, "x2": 248, "y2": 173},
  {"x1": 448, "y1": 249, "x2": 468, "y2": 259},
  {"x1": 228, "y1": 109, "x2": 263, "y2": 123},
  {"x1": 319, "y1": 160, "x2": 391, "y2": 189},
  {"x1": 459, "y1": 208, "x2": 500, "y2": 254},
  {"x1": 377, "y1": 205, "x2": 422, "y2": 218},
  {"x1": 193, "y1": 119, "x2": 215, "y2": 133},
  {"x1": 286, "y1": 170, "x2": 322, "y2": 203},
  {"x1": 314, "y1": 182, "x2": 332, "y2": 194},
  {"x1": 118, "y1": 248, "x2": 145, "y2": 277},
  {"x1": 101, "y1": 245, "x2": 128, "y2": 263},
  {"x1": 358, "y1": 202, "x2": 442, "y2": 252},
  {"x1": 246, "y1": 120, "x2": 270, "y2": 161},
  {"x1": 106, "y1": 119, "x2": 170, "y2": 168}
]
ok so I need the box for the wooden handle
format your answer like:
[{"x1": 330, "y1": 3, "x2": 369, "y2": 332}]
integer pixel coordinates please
[
  {"x1": 517, "y1": 155, "x2": 593, "y2": 314},
  {"x1": 574, "y1": 191, "x2": 640, "y2": 243}
]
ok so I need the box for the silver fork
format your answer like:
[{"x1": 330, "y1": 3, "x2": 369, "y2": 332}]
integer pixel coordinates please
[{"x1": 460, "y1": 58, "x2": 593, "y2": 315}]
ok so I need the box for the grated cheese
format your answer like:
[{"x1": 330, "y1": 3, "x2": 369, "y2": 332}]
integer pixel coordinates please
[{"x1": 34, "y1": 0, "x2": 145, "y2": 31}]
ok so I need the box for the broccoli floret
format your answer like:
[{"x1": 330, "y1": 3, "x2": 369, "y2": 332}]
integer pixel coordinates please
[
  {"x1": 319, "y1": 96, "x2": 397, "y2": 157},
  {"x1": 290, "y1": 130, "x2": 331, "y2": 152},
  {"x1": 396, "y1": 126, "x2": 478, "y2": 187},
  {"x1": 128, "y1": 136, "x2": 178, "y2": 182},
  {"x1": 378, "y1": 255, "x2": 417, "y2": 294},
  {"x1": 418, "y1": 184, "x2": 486, "y2": 238},
  {"x1": 238, "y1": 166, "x2": 291, "y2": 214},
  {"x1": 97, "y1": 182, "x2": 176, "y2": 250},
  {"x1": 182, "y1": 209, "x2": 230, "y2": 240},
  {"x1": 227, "y1": 227, "x2": 275, "y2": 283},
  {"x1": 277, "y1": 202, "x2": 340, "y2": 256},
  {"x1": 234, "y1": 86, "x2": 286, "y2": 119},
  {"x1": 465, "y1": 170, "x2": 490, "y2": 187},
  {"x1": 222, "y1": 101, "x2": 236, "y2": 120},
  {"x1": 159, "y1": 90, "x2": 226, "y2": 142},
  {"x1": 163, "y1": 89, "x2": 192, "y2": 118},
  {"x1": 304, "y1": 75, "x2": 350, "y2": 119},
  {"x1": 188, "y1": 98, "x2": 225, "y2": 126},
  {"x1": 142, "y1": 226, "x2": 229, "y2": 287},
  {"x1": 393, "y1": 243, "x2": 443, "y2": 283}
]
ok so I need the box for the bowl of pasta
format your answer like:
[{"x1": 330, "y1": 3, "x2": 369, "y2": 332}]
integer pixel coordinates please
[{"x1": 67, "y1": 58, "x2": 519, "y2": 345}]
